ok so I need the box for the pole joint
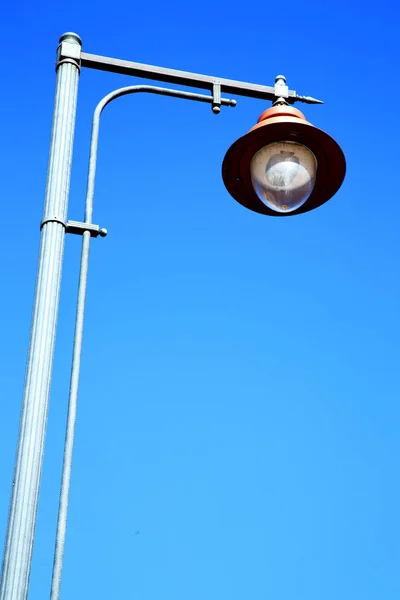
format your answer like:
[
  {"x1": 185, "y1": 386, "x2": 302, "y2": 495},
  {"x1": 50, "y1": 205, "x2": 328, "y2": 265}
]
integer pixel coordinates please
[{"x1": 40, "y1": 218, "x2": 107, "y2": 238}]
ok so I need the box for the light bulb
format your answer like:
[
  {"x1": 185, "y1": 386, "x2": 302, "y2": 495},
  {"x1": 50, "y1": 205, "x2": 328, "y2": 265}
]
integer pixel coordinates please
[{"x1": 250, "y1": 141, "x2": 317, "y2": 213}]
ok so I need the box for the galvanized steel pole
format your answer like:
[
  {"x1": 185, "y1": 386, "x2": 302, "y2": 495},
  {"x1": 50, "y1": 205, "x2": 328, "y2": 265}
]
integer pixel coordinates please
[{"x1": 0, "y1": 33, "x2": 81, "y2": 600}]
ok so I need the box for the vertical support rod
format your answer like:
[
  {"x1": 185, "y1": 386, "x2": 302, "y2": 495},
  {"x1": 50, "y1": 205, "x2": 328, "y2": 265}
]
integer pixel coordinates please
[
  {"x1": 50, "y1": 229, "x2": 91, "y2": 600},
  {"x1": 0, "y1": 33, "x2": 81, "y2": 600},
  {"x1": 50, "y1": 83, "x2": 100, "y2": 600}
]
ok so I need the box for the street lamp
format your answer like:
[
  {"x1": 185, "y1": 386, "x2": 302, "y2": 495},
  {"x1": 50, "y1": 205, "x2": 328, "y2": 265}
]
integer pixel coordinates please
[
  {"x1": 223, "y1": 79, "x2": 346, "y2": 216},
  {"x1": 0, "y1": 33, "x2": 345, "y2": 600}
]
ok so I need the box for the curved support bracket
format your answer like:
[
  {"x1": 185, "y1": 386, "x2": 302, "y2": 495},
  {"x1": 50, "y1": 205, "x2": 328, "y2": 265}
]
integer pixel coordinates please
[{"x1": 73, "y1": 84, "x2": 236, "y2": 230}]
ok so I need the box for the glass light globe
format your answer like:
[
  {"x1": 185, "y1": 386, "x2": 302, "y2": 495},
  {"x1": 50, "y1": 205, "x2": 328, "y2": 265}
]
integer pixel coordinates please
[{"x1": 250, "y1": 141, "x2": 317, "y2": 213}]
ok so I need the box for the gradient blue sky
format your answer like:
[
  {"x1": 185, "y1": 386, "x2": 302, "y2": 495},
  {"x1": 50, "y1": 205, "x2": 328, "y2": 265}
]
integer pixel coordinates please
[{"x1": 1, "y1": 1, "x2": 399, "y2": 598}]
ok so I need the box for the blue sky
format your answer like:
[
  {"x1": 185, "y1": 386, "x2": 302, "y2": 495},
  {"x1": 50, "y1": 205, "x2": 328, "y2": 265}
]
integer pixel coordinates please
[{"x1": 1, "y1": 1, "x2": 399, "y2": 598}]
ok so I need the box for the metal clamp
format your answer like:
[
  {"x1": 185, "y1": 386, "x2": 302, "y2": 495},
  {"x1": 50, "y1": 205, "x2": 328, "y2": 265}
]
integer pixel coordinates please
[
  {"x1": 65, "y1": 220, "x2": 107, "y2": 238},
  {"x1": 273, "y1": 75, "x2": 289, "y2": 106},
  {"x1": 40, "y1": 217, "x2": 67, "y2": 229},
  {"x1": 212, "y1": 82, "x2": 222, "y2": 114}
]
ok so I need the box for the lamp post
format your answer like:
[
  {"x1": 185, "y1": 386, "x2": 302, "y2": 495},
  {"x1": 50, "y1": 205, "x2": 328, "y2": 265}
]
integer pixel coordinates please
[{"x1": 0, "y1": 33, "x2": 346, "y2": 600}]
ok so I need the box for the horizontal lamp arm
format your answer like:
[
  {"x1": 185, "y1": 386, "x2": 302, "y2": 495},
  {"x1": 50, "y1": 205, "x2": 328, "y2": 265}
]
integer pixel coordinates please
[{"x1": 79, "y1": 51, "x2": 323, "y2": 105}]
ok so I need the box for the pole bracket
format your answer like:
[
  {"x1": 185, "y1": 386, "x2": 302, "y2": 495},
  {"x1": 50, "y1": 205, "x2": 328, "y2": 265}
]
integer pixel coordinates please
[
  {"x1": 212, "y1": 82, "x2": 222, "y2": 114},
  {"x1": 65, "y1": 220, "x2": 108, "y2": 238}
]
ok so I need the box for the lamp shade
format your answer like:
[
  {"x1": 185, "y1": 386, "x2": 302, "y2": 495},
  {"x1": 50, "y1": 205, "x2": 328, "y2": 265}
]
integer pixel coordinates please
[{"x1": 222, "y1": 105, "x2": 346, "y2": 216}]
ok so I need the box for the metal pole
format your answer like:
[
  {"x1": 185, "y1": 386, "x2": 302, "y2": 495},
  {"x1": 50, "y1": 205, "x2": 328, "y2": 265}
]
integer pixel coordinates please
[
  {"x1": 0, "y1": 33, "x2": 81, "y2": 600},
  {"x1": 49, "y1": 83, "x2": 235, "y2": 599}
]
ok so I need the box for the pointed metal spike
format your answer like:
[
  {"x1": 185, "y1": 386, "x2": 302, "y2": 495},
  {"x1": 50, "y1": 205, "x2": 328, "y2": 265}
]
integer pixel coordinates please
[{"x1": 296, "y1": 95, "x2": 324, "y2": 105}]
